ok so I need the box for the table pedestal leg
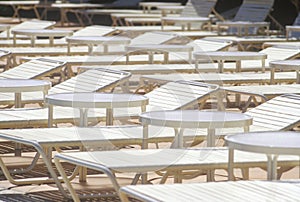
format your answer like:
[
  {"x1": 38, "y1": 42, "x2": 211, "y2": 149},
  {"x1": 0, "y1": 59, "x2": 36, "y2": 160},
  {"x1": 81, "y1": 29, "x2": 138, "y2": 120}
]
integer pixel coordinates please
[
  {"x1": 207, "y1": 128, "x2": 216, "y2": 147},
  {"x1": 228, "y1": 148, "x2": 234, "y2": 180},
  {"x1": 149, "y1": 52, "x2": 154, "y2": 64},
  {"x1": 207, "y1": 128, "x2": 216, "y2": 181},
  {"x1": 48, "y1": 105, "x2": 53, "y2": 127},
  {"x1": 163, "y1": 52, "x2": 169, "y2": 64},
  {"x1": 103, "y1": 44, "x2": 108, "y2": 53},
  {"x1": 267, "y1": 154, "x2": 278, "y2": 180},
  {"x1": 262, "y1": 59, "x2": 265, "y2": 73},
  {"x1": 15, "y1": 92, "x2": 22, "y2": 108},
  {"x1": 270, "y1": 68, "x2": 275, "y2": 84},
  {"x1": 80, "y1": 108, "x2": 88, "y2": 127},
  {"x1": 218, "y1": 60, "x2": 224, "y2": 73},
  {"x1": 88, "y1": 45, "x2": 93, "y2": 55},
  {"x1": 142, "y1": 125, "x2": 149, "y2": 149},
  {"x1": 141, "y1": 125, "x2": 149, "y2": 183},
  {"x1": 174, "y1": 128, "x2": 184, "y2": 148},
  {"x1": 236, "y1": 60, "x2": 241, "y2": 72},
  {"x1": 30, "y1": 36, "x2": 35, "y2": 47},
  {"x1": 106, "y1": 108, "x2": 113, "y2": 126}
]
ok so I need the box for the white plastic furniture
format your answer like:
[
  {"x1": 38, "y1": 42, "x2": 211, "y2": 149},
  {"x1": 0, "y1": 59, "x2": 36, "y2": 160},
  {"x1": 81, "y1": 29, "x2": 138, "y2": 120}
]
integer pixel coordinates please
[
  {"x1": 139, "y1": 110, "x2": 253, "y2": 148},
  {"x1": 0, "y1": 79, "x2": 51, "y2": 108},
  {"x1": 194, "y1": 51, "x2": 267, "y2": 72},
  {"x1": 226, "y1": 131, "x2": 300, "y2": 180},
  {"x1": 269, "y1": 59, "x2": 300, "y2": 84},
  {"x1": 66, "y1": 35, "x2": 131, "y2": 54},
  {"x1": 12, "y1": 29, "x2": 73, "y2": 47},
  {"x1": 46, "y1": 92, "x2": 148, "y2": 126},
  {"x1": 125, "y1": 44, "x2": 193, "y2": 64}
]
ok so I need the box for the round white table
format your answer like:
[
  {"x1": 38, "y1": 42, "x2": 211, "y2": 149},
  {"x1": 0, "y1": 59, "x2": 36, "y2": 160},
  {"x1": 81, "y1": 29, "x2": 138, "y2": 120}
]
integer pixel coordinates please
[
  {"x1": 46, "y1": 92, "x2": 149, "y2": 127},
  {"x1": 269, "y1": 60, "x2": 300, "y2": 84},
  {"x1": 216, "y1": 21, "x2": 270, "y2": 36},
  {"x1": 0, "y1": 79, "x2": 51, "y2": 108},
  {"x1": 139, "y1": 110, "x2": 253, "y2": 148},
  {"x1": 66, "y1": 36, "x2": 131, "y2": 54},
  {"x1": 125, "y1": 44, "x2": 194, "y2": 64},
  {"x1": 193, "y1": 51, "x2": 267, "y2": 73},
  {"x1": 225, "y1": 131, "x2": 300, "y2": 180},
  {"x1": 161, "y1": 16, "x2": 211, "y2": 31},
  {"x1": 11, "y1": 29, "x2": 73, "y2": 47}
]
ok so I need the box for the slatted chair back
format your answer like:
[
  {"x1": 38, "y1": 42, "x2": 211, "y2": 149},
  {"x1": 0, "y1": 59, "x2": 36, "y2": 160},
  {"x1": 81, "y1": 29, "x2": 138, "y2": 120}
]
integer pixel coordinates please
[
  {"x1": 188, "y1": 38, "x2": 233, "y2": 52},
  {"x1": 72, "y1": 25, "x2": 116, "y2": 37},
  {"x1": 233, "y1": 0, "x2": 274, "y2": 22},
  {"x1": 245, "y1": 94, "x2": 300, "y2": 131},
  {"x1": 179, "y1": 0, "x2": 198, "y2": 17},
  {"x1": 180, "y1": 0, "x2": 217, "y2": 18},
  {"x1": 176, "y1": 0, "x2": 217, "y2": 29},
  {"x1": 145, "y1": 80, "x2": 219, "y2": 111},
  {"x1": 288, "y1": 12, "x2": 300, "y2": 38},
  {"x1": 129, "y1": 32, "x2": 178, "y2": 45},
  {"x1": 260, "y1": 45, "x2": 300, "y2": 61},
  {"x1": 49, "y1": 68, "x2": 131, "y2": 94},
  {"x1": 229, "y1": 0, "x2": 274, "y2": 34},
  {"x1": 192, "y1": 0, "x2": 218, "y2": 17},
  {"x1": 0, "y1": 58, "x2": 65, "y2": 79}
]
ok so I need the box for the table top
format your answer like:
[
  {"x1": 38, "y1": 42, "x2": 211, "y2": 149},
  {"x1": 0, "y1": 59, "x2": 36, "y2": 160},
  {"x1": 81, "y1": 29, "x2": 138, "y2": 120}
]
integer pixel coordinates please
[
  {"x1": 193, "y1": 51, "x2": 267, "y2": 60},
  {"x1": 0, "y1": 79, "x2": 51, "y2": 93},
  {"x1": 46, "y1": 92, "x2": 149, "y2": 109},
  {"x1": 126, "y1": 44, "x2": 193, "y2": 52},
  {"x1": 217, "y1": 21, "x2": 269, "y2": 26},
  {"x1": 270, "y1": 59, "x2": 300, "y2": 69},
  {"x1": 139, "y1": 110, "x2": 253, "y2": 128},
  {"x1": 0, "y1": 1, "x2": 38, "y2": 5},
  {"x1": 51, "y1": 3, "x2": 104, "y2": 8},
  {"x1": 225, "y1": 131, "x2": 300, "y2": 155},
  {"x1": 66, "y1": 36, "x2": 131, "y2": 44},
  {"x1": 162, "y1": 16, "x2": 210, "y2": 22},
  {"x1": 157, "y1": 5, "x2": 185, "y2": 10},
  {"x1": 139, "y1": 2, "x2": 181, "y2": 7},
  {"x1": 286, "y1": 25, "x2": 300, "y2": 30},
  {"x1": 12, "y1": 29, "x2": 73, "y2": 36}
]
